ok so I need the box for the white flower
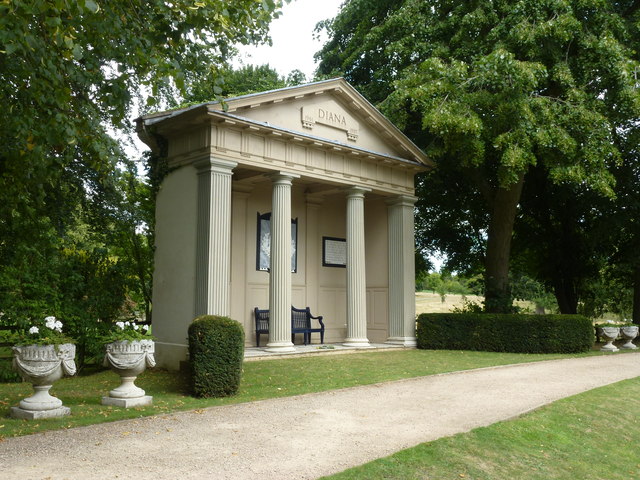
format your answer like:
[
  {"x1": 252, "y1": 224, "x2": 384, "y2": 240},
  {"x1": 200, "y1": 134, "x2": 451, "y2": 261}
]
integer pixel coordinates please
[
  {"x1": 142, "y1": 325, "x2": 150, "y2": 332},
  {"x1": 133, "y1": 324, "x2": 139, "y2": 331},
  {"x1": 115, "y1": 321, "x2": 125, "y2": 330},
  {"x1": 124, "y1": 321, "x2": 131, "y2": 327},
  {"x1": 45, "y1": 316, "x2": 56, "y2": 329},
  {"x1": 29, "y1": 326, "x2": 39, "y2": 335}
]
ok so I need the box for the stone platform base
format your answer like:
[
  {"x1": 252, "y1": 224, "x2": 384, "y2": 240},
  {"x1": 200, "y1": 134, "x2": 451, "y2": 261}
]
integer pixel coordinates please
[
  {"x1": 102, "y1": 395, "x2": 153, "y2": 408},
  {"x1": 11, "y1": 406, "x2": 70, "y2": 420}
]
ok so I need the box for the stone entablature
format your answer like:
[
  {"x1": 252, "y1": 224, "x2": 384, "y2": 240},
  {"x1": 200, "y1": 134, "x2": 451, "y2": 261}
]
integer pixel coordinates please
[{"x1": 162, "y1": 121, "x2": 420, "y2": 196}]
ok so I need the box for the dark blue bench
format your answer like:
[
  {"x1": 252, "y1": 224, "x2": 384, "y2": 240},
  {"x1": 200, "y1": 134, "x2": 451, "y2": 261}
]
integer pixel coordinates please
[{"x1": 253, "y1": 306, "x2": 325, "y2": 347}]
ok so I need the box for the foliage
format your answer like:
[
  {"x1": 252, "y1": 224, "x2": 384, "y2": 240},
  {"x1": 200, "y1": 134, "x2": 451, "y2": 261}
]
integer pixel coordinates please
[
  {"x1": 417, "y1": 272, "x2": 474, "y2": 301},
  {"x1": 12, "y1": 316, "x2": 74, "y2": 346},
  {"x1": 417, "y1": 313, "x2": 594, "y2": 354},
  {"x1": 100, "y1": 321, "x2": 153, "y2": 344},
  {"x1": 1, "y1": 0, "x2": 285, "y2": 242},
  {"x1": 510, "y1": 273, "x2": 558, "y2": 314},
  {"x1": 184, "y1": 63, "x2": 306, "y2": 104},
  {"x1": 316, "y1": 0, "x2": 640, "y2": 313},
  {"x1": 0, "y1": 1, "x2": 286, "y2": 367},
  {"x1": 188, "y1": 315, "x2": 245, "y2": 398}
]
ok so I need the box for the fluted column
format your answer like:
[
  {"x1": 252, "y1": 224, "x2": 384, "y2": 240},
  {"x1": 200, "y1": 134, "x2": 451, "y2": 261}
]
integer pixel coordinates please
[
  {"x1": 194, "y1": 158, "x2": 237, "y2": 317},
  {"x1": 344, "y1": 187, "x2": 370, "y2": 346},
  {"x1": 266, "y1": 172, "x2": 299, "y2": 352},
  {"x1": 386, "y1": 195, "x2": 418, "y2": 346}
]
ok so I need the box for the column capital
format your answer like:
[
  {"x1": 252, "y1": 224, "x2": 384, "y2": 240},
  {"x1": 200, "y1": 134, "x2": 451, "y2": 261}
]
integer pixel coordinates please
[
  {"x1": 386, "y1": 195, "x2": 418, "y2": 207},
  {"x1": 344, "y1": 186, "x2": 371, "y2": 199},
  {"x1": 193, "y1": 157, "x2": 237, "y2": 174},
  {"x1": 270, "y1": 171, "x2": 300, "y2": 185}
]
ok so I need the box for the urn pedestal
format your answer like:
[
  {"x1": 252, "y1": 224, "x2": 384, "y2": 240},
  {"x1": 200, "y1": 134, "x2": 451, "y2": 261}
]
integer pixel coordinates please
[
  {"x1": 102, "y1": 340, "x2": 155, "y2": 408},
  {"x1": 11, "y1": 344, "x2": 76, "y2": 419},
  {"x1": 597, "y1": 327, "x2": 620, "y2": 352},
  {"x1": 620, "y1": 326, "x2": 639, "y2": 349}
]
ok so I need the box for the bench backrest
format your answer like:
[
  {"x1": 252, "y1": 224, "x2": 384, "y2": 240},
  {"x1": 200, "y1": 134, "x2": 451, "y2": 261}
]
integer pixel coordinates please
[
  {"x1": 291, "y1": 306, "x2": 311, "y2": 330},
  {"x1": 254, "y1": 308, "x2": 269, "y2": 332}
]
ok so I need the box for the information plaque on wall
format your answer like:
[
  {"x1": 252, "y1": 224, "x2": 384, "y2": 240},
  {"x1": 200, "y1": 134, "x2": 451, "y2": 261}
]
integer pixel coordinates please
[{"x1": 323, "y1": 236, "x2": 346, "y2": 268}]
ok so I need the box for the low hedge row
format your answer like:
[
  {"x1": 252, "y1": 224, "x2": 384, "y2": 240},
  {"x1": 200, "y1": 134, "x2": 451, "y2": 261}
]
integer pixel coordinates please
[
  {"x1": 188, "y1": 315, "x2": 245, "y2": 398},
  {"x1": 417, "y1": 313, "x2": 594, "y2": 354}
]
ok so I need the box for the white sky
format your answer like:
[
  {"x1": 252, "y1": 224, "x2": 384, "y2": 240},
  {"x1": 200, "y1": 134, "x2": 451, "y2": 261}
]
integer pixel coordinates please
[{"x1": 234, "y1": 0, "x2": 344, "y2": 79}]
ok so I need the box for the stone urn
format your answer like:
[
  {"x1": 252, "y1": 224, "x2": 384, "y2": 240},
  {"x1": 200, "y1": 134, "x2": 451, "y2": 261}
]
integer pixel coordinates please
[
  {"x1": 597, "y1": 326, "x2": 620, "y2": 352},
  {"x1": 620, "y1": 326, "x2": 639, "y2": 349},
  {"x1": 102, "y1": 340, "x2": 155, "y2": 407},
  {"x1": 11, "y1": 343, "x2": 76, "y2": 419}
]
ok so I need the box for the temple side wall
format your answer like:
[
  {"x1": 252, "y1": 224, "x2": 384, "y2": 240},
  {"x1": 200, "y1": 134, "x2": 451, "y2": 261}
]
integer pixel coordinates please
[{"x1": 152, "y1": 165, "x2": 198, "y2": 369}]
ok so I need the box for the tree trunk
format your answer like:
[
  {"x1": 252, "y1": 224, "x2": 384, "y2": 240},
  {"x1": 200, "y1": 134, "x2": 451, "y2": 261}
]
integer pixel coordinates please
[
  {"x1": 633, "y1": 264, "x2": 640, "y2": 325},
  {"x1": 552, "y1": 278, "x2": 578, "y2": 314},
  {"x1": 484, "y1": 176, "x2": 525, "y2": 313}
]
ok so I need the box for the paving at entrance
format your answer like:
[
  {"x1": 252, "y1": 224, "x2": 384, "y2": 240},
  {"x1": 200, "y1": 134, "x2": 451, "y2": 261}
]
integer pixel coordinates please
[{"x1": 2, "y1": 353, "x2": 640, "y2": 479}]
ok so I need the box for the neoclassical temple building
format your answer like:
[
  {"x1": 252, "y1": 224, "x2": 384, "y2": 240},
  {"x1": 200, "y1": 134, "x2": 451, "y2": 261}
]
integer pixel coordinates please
[{"x1": 137, "y1": 78, "x2": 430, "y2": 369}]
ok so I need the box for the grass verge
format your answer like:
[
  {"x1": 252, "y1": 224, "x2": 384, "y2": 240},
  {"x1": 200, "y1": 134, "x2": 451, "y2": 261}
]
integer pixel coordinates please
[
  {"x1": 0, "y1": 348, "x2": 635, "y2": 439},
  {"x1": 321, "y1": 377, "x2": 640, "y2": 479}
]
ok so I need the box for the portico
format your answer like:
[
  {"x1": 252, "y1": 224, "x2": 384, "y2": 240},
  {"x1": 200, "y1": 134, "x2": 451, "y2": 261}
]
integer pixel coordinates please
[{"x1": 137, "y1": 78, "x2": 430, "y2": 369}]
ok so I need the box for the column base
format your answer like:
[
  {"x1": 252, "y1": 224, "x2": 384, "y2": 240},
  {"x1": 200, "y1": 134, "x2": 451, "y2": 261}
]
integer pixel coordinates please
[
  {"x1": 386, "y1": 337, "x2": 417, "y2": 347},
  {"x1": 264, "y1": 342, "x2": 296, "y2": 353},
  {"x1": 343, "y1": 338, "x2": 370, "y2": 347}
]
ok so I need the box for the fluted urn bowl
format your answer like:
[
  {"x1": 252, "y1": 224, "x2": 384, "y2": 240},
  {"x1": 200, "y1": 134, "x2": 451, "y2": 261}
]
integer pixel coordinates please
[
  {"x1": 620, "y1": 326, "x2": 639, "y2": 349},
  {"x1": 12, "y1": 343, "x2": 76, "y2": 417},
  {"x1": 102, "y1": 340, "x2": 155, "y2": 407},
  {"x1": 597, "y1": 327, "x2": 620, "y2": 352}
]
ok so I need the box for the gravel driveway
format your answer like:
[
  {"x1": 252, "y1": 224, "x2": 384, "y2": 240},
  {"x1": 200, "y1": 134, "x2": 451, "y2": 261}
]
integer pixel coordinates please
[{"x1": 1, "y1": 353, "x2": 639, "y2": 479}]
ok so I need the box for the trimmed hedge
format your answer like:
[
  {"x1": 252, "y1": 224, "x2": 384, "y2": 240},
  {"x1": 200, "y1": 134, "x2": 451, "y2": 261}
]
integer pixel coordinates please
[
  {"x1": 417, "y1": 313, "x2": 594, "y2": 354},
  {"x1": 188, "y1": 315, "x2": 245, "y2": 398}
]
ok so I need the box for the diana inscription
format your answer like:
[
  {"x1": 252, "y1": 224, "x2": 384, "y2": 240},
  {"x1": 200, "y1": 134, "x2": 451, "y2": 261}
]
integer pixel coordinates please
[{"x1": 301, "y1": 101, "x2": 359, "y2": 141}]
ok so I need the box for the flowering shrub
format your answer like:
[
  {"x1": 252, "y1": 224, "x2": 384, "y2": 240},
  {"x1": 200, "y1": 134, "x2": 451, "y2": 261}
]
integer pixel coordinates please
[
  {"x1": 14, "y1": 316, "x2": 74, "y2": 346},
  {"x1": 102, "y1": 321, "x2": 153, "y2": 344}
]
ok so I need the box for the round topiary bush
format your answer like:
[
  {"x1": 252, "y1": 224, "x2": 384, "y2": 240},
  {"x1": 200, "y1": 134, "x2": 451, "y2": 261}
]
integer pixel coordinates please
[{"x1": 188, "y1": 315, "x2": 245, "y2": 398}]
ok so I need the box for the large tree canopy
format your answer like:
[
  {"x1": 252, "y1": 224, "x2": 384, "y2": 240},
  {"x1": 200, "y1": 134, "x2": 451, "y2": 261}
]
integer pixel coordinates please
[
  {"x1": 1, "y1": 0, "x2": 284, "y2": 223},
  {"x1": 0, "y1": 1, "x2": 286, "y2": 354},
  {"x1": 317, "y1": 0, "x2": 640, "y2": 312}
]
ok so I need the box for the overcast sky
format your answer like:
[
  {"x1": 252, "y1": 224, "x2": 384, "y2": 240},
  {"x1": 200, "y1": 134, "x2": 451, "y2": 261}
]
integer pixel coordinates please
[{"x1": 234, "y1": 0, "x2": 344, "y2": 79}]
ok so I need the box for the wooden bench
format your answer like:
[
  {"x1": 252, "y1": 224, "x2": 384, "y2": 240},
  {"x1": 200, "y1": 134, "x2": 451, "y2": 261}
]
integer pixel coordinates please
[{"x1": 253, "y1": 306, "x2": 325, "y2": 347}]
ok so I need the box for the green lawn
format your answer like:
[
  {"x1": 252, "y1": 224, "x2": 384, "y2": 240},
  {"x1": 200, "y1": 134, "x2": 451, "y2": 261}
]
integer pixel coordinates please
[
  {"x1": 321, "y1": 376, "x2": 640, "y2": 479},
  {"x1": 0, "y1": 348, "x2": 632, "y2": 438}
]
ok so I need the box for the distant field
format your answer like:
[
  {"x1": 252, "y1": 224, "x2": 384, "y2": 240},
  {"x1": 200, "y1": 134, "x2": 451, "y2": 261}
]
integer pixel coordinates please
[
  {"x1": 415, "y1": 291, "x2": 484, "y2": 314},
  {"x1": 415, "y1": 291, "x2": 536, "y2": 314}
]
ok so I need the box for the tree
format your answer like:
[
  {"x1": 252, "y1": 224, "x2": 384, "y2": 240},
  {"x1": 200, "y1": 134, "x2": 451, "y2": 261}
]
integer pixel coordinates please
[
  {"x1": 0, "y1": 1, "x2": 286, "y2": 331},
  {"x1": 184, "y1": 63, "x2": 307, "y2": 104},
  {"x1": 316, "y1": 0, "x2": 640, "y2": 312},
  {"x1": 512, "y1": 163, "x2": 615, "y2": 314}
]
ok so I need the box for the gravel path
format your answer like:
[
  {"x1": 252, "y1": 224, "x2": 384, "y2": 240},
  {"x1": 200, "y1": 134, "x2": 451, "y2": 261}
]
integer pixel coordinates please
[{"x1": 2, "y1": 354, "x2": 640, "y2": 480}]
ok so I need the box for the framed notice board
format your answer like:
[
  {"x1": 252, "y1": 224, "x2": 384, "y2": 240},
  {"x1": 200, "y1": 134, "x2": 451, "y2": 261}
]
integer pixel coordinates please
[{"x1": 322, "y1": 236, "x2": 346, "y2": 268}]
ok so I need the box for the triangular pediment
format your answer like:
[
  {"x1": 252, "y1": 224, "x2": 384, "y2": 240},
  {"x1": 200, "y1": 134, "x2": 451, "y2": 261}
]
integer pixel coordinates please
[
  {"x1": 210, "y1": 78, "x2": 429, "y2": 166},
  {"x1": 140, "y1": 79, "x2": 429, "y2": 168}
]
